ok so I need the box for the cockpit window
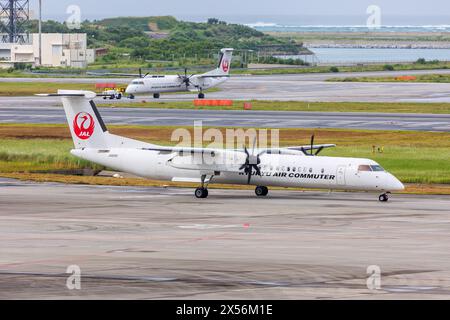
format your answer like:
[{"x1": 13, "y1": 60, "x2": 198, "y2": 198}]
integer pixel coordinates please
[
  {"x1": 370, "y1": 165, "x2": 385, "y2": 172},
  {"x1": 358, "y1": 165, "x2": 372, "y2": 172},
  {"x1": 132, "y1": 80, "x2": 144, "y2": 85}
]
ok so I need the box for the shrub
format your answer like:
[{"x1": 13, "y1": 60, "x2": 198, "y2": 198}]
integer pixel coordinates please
[
  {"x1": 416, "y1": 58, "x2": 427, "y2": 64},
  {"x1": 329, "y1": 66, "x2": 339, "y2": 73}
]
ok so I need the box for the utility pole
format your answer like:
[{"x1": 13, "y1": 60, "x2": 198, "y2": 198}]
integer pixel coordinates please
[{"x1": 38, "y1": 0, "x2": 42, "y2": 65}]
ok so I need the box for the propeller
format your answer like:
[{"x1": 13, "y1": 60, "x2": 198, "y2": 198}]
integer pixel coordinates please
[
  {"x1": 239, "y1": 137, "x2": 262, "y2": 184},
  {"x1": 178, "y1": 68, "x2": 196, "y2": 88},
  {"x1": 138, "y1": 68, "x2": 150, "y2": 78},
  {"x1": 300, "y1": 134, "x2": 325, "y2": 156}
]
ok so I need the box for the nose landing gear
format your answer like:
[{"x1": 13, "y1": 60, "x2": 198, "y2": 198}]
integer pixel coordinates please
[{"x1": 379, "y1": 193, "x2": 389, "y2": 202}]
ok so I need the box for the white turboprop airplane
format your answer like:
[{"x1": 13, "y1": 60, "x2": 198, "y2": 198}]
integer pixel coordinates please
[
  {"x1": 125, "y1": 48, "x2": 234, "y2": 99},
  {"x1": 38, "y1": 90, "x2": 405, "y2": 201}
]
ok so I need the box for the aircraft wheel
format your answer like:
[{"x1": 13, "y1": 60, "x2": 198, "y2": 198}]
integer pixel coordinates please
[
  {"x1": 255, "y1": 186, "x2": 269, "y2": 197},
  {"x1": 129, "y1": 94, "x2": 135, "y2": 100},
  {"x1": 117, "y1": 94, "x2": 122, "y2": 100},
  {"x1": 153, "y1": 93, "x2": 160, "y2": 99},
  {"x1": 198, "y1": 93, "x2": 205, "y2": 99},
  {"x1": 195, "y1": 188, "x2": 208, "y2": 199},
  {"x1": 379, "y1": 194, "x2": 389, "y2": 202}
]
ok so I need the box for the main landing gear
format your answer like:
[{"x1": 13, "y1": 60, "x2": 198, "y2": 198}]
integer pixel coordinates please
[
  {"x1": 153, "y1": 93, "x2": 160, "y2": 99},
  {"x1": 198, "y1": 87, "x2": 205, "y2": 99},
  {"x1": 379, "y1": 193, "x2": 390, "y2": 202},
  {"x1": 255, "y1": 186, "x2": 269, "y2": 197},
  {"x1": 195, "y1": 187, "x2": 209, "y2": 199},
  {"x1": 195, "y1": 174, "x2": 213, "y2": 199}
]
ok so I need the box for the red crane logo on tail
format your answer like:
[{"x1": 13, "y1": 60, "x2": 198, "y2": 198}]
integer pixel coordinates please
[
  {"x1": 73, "y1": 112, "x2": 95, "y2": 140},
  {"x1": 222, "y1": 60, "x2": 229, "y2": 72}
]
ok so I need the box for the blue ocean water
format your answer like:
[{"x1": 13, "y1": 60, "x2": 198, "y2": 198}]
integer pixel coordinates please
[
  {"x1": 283, "y1": 48, "x2": 450, "y2": 64},
  {"x1": 247, "y1": 23, "x2": 450, "y2": 33}
]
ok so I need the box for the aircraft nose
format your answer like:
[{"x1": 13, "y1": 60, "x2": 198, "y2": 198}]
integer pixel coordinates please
[
  {"x1": 125, "y1": 85, "x2": 134, "y2": 94},
  {"x1": 387, "y1": 174, "x2": 405, "y2": 191}
]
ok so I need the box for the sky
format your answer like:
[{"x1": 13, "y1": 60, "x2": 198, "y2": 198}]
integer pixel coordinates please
[{"x1": 30, "y1": 0, "x2": 450, "y2": 24}]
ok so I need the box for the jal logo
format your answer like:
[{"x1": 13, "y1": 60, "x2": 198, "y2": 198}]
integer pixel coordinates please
[
  {"x1": 222, "y1": 60, "x2": 229, "y2": 72},
  {"x1": 73, "y1": 112, "x2": 95, "y2": 140}
]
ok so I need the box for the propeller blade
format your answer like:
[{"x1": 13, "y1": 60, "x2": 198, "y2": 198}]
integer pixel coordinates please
[
  {"x1": 252, "y1": 136, "x2": 257, "y2": 155},
  {"x1": 300, "y1": 147, "x2": 308, "y2": 156},
  {"x1": 254, "y1": 164, "x2": 261, "y2": 176},
  {"x1": 310, "y1": 135, "x2": 315, "y2": 156},
  {"x1": 315, "y1": 146, "x2": 325, "y2": 156},
  {"x1": 139, "y1": 68, "x2": 142, "y2": 78},
  {"x1": 247, "y1": 170, "x2": 252, "y2": 184}
]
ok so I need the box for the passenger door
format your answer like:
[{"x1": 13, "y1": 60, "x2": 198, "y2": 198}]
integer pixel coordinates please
[{"x1": 337, "y1": 166, "x2": 346, "y2": 186}]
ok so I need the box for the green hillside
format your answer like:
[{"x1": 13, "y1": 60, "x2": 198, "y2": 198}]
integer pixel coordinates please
[{"x1": 26, "y1": 16, "x2": 304, "y2": 66}]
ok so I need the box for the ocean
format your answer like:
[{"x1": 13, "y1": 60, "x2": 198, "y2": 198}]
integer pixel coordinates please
[
  {"x1": 247, "y1": 24, "x2": 450, "y2": 33},
  {"x1": 281, "y1": 48, "x2": 450, "y2": 64}
]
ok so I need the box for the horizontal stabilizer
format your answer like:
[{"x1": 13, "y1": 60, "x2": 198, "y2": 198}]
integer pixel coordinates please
[{"x1": 36, "y1": 90, "x2": 97, "y2": 99}]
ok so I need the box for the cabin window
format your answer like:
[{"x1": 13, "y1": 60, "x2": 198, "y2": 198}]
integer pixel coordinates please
[
  {"x1": 321, "y1": 168, "x2": 325, "y2": 174},
  {"x1": 358, "y1": 165, "x2": 372, "y2": 172},
  {"x1": 370, "y1": 165, "x2": 385, "y2": 172},
  {"x1": 309, "y1": 168, "x2": 313, "y2": 173},
  {"x1": 287, "y1": 167, "x2": 290, "y2": 172},
  {"x1": 292, "y1": 167, "x2": 296, "y2": 172}
]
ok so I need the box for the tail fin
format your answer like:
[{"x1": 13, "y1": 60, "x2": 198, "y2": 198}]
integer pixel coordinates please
[
  {"x1": 57, "y1": 90, "x2": 113, "y2": 149},
  {"x1": 203, "y1": 48, "x2": 234, "y2": 77}
]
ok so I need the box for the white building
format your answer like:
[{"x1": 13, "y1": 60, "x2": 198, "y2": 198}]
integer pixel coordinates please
[{"x1": 0, "y1": 33, "x2": 95, "y2": 69}]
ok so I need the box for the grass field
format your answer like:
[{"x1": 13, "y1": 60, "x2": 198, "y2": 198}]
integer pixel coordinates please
[
  {"x1": 233, "y1": 62, "x2": 450, "y2": 76},
  {"x1": 100, "y1": 100, "x2": 450, "y2": 114},
  {"x1": 0, "y1": 124, "x2": 449, "y2": 186},
  {"x1": 328, "y1": 73, "x2": 450, "y2": 83},
  {"x1": 0, "y1": 82, "x2": 105, "y2": 96}
]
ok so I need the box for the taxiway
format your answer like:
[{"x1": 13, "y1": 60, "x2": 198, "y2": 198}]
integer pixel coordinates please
[{"x1": 1, "y1": 179, "x2": 450, "y2": 299}]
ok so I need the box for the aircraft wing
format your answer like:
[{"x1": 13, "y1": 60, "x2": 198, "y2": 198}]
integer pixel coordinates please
[
  {"x1": 141, "y1": 144, "x2": 336, "y2": 173},
  {"x1": 142, "y1": 144, "x2": 335, "y2": 157},
  {"x1": 196, "y1": 74, "x2": 231, "y2": 79},
  {"x1": 252, "y1": 144, "x2": 336, "y2": 156},
  {"x1": 286, "y1": 144, "x2": 336, "y2": 152},
  {"x1": 142, "y1": 146, "x2": 223, "y2": 156},
  {"x1": 87, "y1": 72, "x2": 141, "y2": 78}
]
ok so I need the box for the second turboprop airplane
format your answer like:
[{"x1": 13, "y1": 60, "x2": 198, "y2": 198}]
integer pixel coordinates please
[
  {"x1": 125, "y1": 48, "x2": 234, "y2": 99},
  {"x1": 37, "y1": 90, "x2": 405, "y2": 202}
]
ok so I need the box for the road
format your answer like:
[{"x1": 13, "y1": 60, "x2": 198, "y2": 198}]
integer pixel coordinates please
[
  {"x1": 1, "y1": 69, "x2": 450, "y2": 103},
  {"x1": 1, "y1": 105, "x2": 449, "y2": 131},
  {"x1": 1, "y1": 179, "x2": 450, "y2": 299}
]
